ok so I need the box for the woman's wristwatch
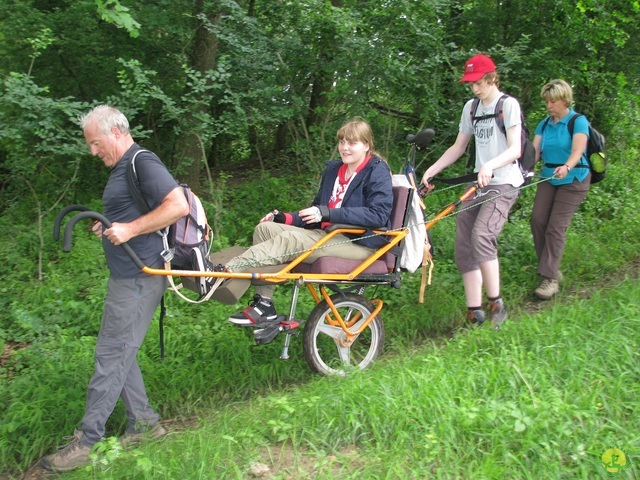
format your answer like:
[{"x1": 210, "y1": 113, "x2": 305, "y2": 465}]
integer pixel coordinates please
[{"x1": 564, "y1": 164, "x2": 571, "y2": 172}]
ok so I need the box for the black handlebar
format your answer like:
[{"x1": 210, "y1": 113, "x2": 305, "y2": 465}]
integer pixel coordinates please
[
  {"x1": 54, "y1": 207, "x2": 145, "y2": 271},
  {"x1": 53, "y1": 205, "x2": 91, "y2": 241}
]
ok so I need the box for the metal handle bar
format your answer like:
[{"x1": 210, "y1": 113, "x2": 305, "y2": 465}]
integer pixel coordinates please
[
  {"x1": 62, "y1": 210, "x2": 145, "y2": 271},
  {"x1": 425, "y1": 183, "x2": 478, "y2": 230},
  {"x1": 53, "y1": 205, "x2": 91, "y2": 241}
]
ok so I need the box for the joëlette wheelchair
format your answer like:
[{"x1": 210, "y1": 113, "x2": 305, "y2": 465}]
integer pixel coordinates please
[{"x1": 54, "y1": 184, "x2": 414, "y2": 377}]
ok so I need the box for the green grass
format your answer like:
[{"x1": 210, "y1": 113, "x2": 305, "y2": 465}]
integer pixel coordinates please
[
  {"x1": 1, "y1": 141, "x2": 639, "y2": 479},
  {"x1": 55, "y1": 276, "x2": 640, "y2": 479}
]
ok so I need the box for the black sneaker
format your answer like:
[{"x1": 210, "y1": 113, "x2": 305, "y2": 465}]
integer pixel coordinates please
[{"x1": 229, "y1": 294, "x2": 279, "y2": 326}]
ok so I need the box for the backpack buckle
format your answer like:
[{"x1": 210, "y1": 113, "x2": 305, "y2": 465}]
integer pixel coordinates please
[{"x1": 161, "y1": 248, "x2": 174, "y2": 263}]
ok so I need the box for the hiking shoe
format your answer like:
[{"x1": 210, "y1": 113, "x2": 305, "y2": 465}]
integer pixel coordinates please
[
  {"x1": 120, "y1": 423, "x2": 167, "y2": 448},
  {"x1": 466, "y1": 309, "x2": 486, "y2": 325},
  {"x1": 488, "y1": 298, "x2": 507, "y2": 330},
  {"x1": 229, "y1": 294, "x2": 279, "y2": 326},
  {"x1": 535, "y1": 277, "x2": 559, "y2": 300},
  {"x1": 40, "y1": 430, "x2": 92, "y2": 472}
]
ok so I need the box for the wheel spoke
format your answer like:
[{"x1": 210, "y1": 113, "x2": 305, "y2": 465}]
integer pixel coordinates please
[
  {"x1": 303, "y1": 293, "x2": 385, "y2": 376},
  {"x1": 316, "y1": 323, "x2": 343, "y2": 340}
]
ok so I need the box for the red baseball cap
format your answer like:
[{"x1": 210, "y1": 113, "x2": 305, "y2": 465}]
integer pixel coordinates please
[{"x1": 459, "y1": 54, "x2": 496, "y2": 82}]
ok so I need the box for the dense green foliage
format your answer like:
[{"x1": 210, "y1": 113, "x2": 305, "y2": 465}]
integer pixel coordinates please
[
  {"x1": 1, "y1": 0, "x2": 639, "y2": 478},
  {"x1": 1, "y1": 0, "x2": 639, "y2": 195}
]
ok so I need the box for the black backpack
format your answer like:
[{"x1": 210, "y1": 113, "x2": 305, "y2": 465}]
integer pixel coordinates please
[
  {"x1": 470, "y1": 94, "x2": 536, "y2": 185},
  {"x1": 541, "y1": 113, "x2": 607, "y2": 184},
  {"x1": 125, "y1": 149, "x2": 215, "y2": 297}
]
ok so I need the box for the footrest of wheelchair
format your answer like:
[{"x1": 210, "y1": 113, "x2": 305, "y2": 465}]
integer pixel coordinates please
[{"x1": 253, "y1": 319, "x2": 300, "y2": 345}]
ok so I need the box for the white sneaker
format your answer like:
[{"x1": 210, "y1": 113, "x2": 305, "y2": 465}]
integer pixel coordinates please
[{"x1": 535, "y1": 277, "x2": 559, "y2": 300}]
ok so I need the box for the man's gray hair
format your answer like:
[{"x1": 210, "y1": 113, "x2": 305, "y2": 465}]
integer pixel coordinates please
[{"x1": 79, "y1": 105, "x2": 130, "y2": 135}]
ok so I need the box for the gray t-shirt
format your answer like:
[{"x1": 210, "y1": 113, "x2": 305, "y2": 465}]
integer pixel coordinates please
[
  {"x1": 460, "y1": 94, "x2": 524, "y2": 187},
  {"x1": 102, "y1": 144, "x2": 180, "y2": 278}
]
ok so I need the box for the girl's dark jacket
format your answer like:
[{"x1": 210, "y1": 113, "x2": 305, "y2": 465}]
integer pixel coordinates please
[{"x1": 286, "y1": 156, "x2": 393, "y2": 249}]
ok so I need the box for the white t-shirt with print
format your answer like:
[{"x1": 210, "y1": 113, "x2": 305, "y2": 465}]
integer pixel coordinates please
[{"x1": 459, "y1": 94, "x2": 524, "y2": 187}]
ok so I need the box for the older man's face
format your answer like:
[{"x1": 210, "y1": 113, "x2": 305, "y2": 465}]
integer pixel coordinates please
[{"x1": 84, "y1": 122, "x2": 122, "y2": 168}]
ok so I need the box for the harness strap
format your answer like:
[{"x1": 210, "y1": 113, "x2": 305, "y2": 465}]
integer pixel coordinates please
[
  {"x1": 431, "y1": 173, "x2": 477, "y2": 185},
  {"x1": 419, "y1": 237, "x2": 434, "y2": 304},
  {"x1": 165, "y1": 261, "x2": 226, "y2": 304},
  {"x1": 159, "y1": 295, "x2": 166, "y2": 360}
]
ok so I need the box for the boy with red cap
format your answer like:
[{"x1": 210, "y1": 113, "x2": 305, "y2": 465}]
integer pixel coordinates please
[{"x1": 421, "y1": 54, "x2": 525, "y2": 329}]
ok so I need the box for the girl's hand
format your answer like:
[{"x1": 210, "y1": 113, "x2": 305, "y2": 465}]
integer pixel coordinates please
[{"x1": 299, "y1": 206, "x2": 322, "y2": 224}]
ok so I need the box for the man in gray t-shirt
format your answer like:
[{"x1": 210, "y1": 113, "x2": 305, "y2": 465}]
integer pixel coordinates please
[
  {"x1": 40, "y1": 105, "x2": 189, "y2": 472},
  {"x1": 421, "y1": 54, "x2": 524, "y2": 330}
]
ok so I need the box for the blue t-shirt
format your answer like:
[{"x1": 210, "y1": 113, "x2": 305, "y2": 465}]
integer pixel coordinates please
[
  {"x1": 102, "y1": 144, "x2": 180, "y2": 278},
  {"x1": 535, "y1": 110, "x2": 590, "y2": 186}
]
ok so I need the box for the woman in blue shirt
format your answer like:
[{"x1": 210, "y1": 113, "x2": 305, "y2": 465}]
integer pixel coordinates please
[{"x1": 530, "y1": 79, "x2": 591, "y2": 300}]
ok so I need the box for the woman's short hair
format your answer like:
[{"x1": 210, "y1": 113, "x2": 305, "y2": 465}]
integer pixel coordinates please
[{"x1": 541, "y1": 79, "x2": 573, "y2": 106}]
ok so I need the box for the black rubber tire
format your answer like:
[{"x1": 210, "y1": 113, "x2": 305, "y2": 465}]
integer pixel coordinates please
[{"x1": 302, "y1": 292, "x2": 384, "y2": 376}]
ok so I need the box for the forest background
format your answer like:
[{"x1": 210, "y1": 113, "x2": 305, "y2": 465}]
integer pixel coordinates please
[{"x1": 1, "y1": 0, "x2": 639, "y2": 478}]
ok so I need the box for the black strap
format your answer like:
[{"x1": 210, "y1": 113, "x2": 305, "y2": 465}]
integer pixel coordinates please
[
  {"x1": 566, "y1": 113, "x2": 583, "y2": 136},
  {"x1": 126, "y1": 149, "x2": 153, "y2": 215},
  {"x1": 541, "y1": 112, "x2": 582, "y2": 136},
  {"x1": 544, "y1": 162, "x2": 588, "y2": 169},
  {"x1": 432, "y1": 173, "x2": 477, "y2": 185},
  {"x1": 466, "y1": 94, "x2": 509, "y2": 171},
  {"x1": 159, "y1": 294, "x2": 166, "y2": 360},
  {"x1": 471, "y1": 94, "x2": 508, "y2": 133}
]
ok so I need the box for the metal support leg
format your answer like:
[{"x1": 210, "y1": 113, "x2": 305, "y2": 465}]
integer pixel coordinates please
[{"x1": 280, "y1": 279, "x2": 303, "y2": 360}]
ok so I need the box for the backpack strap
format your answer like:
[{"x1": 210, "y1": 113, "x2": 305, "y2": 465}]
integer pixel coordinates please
[
  {"x1": 566, "y1": 113, "x2": 584, "y2": 136},
  {"x1": 165, "y1": 269, "x2": 224, "y2": 304},
  {"x1": 470, "y1": 94, "x2": 508, "y2": 134},
  {"x1": 566, "y1": 113, "x2": 591, "y2": 170},
  {"x1": 541, "y1": 112, "x2": 583, "y2": 136},
  {"x1": 466, "y1": 94, "x2": 509, "y2": 172},
  {"x1": 494, "y1": 94, "x2": 508, "y2": 135},
  {"x1": 126, "y1": 149, "x2": 153, "y2": 214},
  {"x1": 470, "y1": 97, "x2": 481, "y2": 124}
]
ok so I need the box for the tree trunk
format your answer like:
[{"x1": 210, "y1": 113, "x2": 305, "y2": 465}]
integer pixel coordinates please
[{"x1": 179, "y1": 0, "x2": 221, "y2": 190}]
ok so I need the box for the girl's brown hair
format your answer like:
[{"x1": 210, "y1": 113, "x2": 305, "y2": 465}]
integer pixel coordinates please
[{"x1": 336, "y1": 118, "x2": 386, "y2": 160}]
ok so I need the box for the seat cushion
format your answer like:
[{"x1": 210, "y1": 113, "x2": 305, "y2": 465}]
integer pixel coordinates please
[{"x1": 292, "y1": 257, "x2": 389, "y2": 275}]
